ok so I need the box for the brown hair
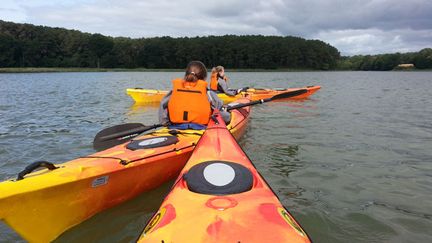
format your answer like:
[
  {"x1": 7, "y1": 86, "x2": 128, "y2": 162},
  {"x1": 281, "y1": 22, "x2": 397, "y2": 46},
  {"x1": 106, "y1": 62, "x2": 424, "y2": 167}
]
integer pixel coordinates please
[
  {"x1": 184, "y1": 61, "x2": 207, "y2": 82},
  {"x1": 211, "y1": 65, "x2": 224, "y2": 75}
]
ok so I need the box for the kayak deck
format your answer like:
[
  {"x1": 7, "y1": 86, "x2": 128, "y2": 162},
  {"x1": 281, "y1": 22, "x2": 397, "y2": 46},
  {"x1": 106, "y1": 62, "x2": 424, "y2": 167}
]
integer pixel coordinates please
[
  {"x1": 127, "y1": 85, "x2": 320, "y2": 104},
  {"x1": 0, "y1": 98, "x2": 251, "y2": 242},
  {"x1": 138, "y1": 110, "x2": 310, "y2": 242}
]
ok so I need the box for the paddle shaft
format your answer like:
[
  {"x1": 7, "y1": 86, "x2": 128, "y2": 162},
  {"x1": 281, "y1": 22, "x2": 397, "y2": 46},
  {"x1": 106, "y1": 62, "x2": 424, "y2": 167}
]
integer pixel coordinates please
[
  {"x1": 93, "y1": 89, "x2": 308, "y2": 150},
  {"x1": 99, "y1": 124, "x2": 163, "y2": 141},
  {"x1": 101, "y1": 89, "x2": 307, "y2": 139},
  {"x1": 227, "y1": 89, "x2": 307, "y2": 111},
  {"x1": 226, "y1": 98, "x2": 268, "y2": 111}
]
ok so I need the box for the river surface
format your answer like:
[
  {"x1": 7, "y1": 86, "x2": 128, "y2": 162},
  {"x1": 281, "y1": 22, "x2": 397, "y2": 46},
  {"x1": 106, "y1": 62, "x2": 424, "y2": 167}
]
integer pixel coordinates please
[{"x1": 0, "y1": 71, "x2": 431, "y2": 242}]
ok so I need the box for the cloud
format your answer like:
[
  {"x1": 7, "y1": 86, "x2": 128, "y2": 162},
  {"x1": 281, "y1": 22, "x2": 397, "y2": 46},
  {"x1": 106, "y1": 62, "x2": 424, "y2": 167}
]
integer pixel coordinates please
[
  {"x1": 0, "y1": 0, "x2": 26, "y2": 22},
  {"x1": 316, "y1": 28, "x2": 432, "y2": 55},
  {"x1": 2, "y1": 0, "x2": 431, "y2": 55}
]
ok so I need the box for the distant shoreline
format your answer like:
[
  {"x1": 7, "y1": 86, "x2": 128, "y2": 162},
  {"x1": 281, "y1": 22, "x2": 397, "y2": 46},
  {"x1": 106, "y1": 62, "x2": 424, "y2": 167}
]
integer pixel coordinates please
[
  {"x1": 1, "y1": 67, "x2": 429, "y2": 73},
  {"x1": 0, "y1": 67, "x2": 182, "y2": 73},
  {"x1": 0, "y1": 67, "x2": 320, "y2": 73}
]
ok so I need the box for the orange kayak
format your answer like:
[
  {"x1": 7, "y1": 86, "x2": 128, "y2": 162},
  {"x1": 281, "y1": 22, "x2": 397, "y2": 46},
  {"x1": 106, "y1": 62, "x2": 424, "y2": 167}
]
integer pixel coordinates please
[
  {"x1": 127, "y1": 85, "x2": 320, "y2": 104},
  {"x1": 138, "y1": 109, "x2": 310, "y2": 242},
  {"x1": 0, "y1": 99, "x2": 251, "y2": 242}
]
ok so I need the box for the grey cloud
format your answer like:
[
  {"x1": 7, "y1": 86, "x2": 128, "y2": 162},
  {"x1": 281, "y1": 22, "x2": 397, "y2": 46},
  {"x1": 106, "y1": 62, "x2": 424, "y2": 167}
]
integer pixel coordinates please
[
  {"x1": 265, "y1": 1, "x2": 432, "y2": 35},
  {"x1": 13, "y1": 0, "x2": 432, "y2": 55}
]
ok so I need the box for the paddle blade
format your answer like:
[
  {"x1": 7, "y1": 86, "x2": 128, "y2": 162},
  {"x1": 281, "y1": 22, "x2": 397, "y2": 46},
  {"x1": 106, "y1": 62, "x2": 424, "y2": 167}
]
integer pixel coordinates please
[
  {"x1": 93, "y1": 123, "x2": 146, "y2": 151},
  {"x1": 270, "y1": 89, "x2": 308, "y2": 101}
]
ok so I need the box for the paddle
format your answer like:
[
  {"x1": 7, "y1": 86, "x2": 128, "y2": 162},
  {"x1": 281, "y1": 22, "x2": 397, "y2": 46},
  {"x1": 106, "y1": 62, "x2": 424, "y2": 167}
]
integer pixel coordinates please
[
  {"x1": 226, "y1": 88, "x2": 307, "y2": 111},
  {"x1": 93, "y1": 89, "x2": 308, "y2": 151},
  {"x1": 93, "y1": 123, "x2": 163, "y2": 151}
]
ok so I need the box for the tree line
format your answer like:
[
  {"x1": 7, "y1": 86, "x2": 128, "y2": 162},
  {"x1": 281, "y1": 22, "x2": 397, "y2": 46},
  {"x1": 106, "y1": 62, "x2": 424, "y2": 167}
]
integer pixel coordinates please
[
  {"x1": 338, "y1": 49, "x2": 432, "y2": 70},
  {"x1": 0, "y1": 20, "x2": 431, "y2": 70},
  {"x1": 0, "y1": 20, "x2": 339, "y2": 70}
]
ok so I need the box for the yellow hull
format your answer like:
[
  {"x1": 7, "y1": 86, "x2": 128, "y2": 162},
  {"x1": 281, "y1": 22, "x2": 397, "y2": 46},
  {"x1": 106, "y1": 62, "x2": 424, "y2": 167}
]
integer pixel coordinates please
[
  {"x1": 0, "y1": 99, "x2": 251, "y2": 242},
  {"x1": 126, "y1": 86, "x2": 321, "y2": 104}
]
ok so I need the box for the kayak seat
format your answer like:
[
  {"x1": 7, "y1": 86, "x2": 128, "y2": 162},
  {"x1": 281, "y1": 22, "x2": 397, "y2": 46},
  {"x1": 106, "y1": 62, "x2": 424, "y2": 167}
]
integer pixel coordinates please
[
  {"x1": 168, "y1": 123, "x2": 206, "y2": 130},
  {"x1": 184, "y1": 161, "x2": 253, "y2": 195},
  {"x1": 127, "y1": 136, "x2": 179, "y2": 150}
]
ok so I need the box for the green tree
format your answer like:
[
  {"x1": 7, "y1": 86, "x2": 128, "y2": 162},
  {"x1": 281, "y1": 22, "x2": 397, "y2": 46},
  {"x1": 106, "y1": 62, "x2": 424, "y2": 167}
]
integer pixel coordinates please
[
  {"x1": 0, "y1": 34, "x2": 18, "y2": 67},
  {"x1": 413, "y1": 48, "x2": 432, "y2": 69},
  {"x1": 88, "y1": 33, "x2": 114, "y2": 68}
]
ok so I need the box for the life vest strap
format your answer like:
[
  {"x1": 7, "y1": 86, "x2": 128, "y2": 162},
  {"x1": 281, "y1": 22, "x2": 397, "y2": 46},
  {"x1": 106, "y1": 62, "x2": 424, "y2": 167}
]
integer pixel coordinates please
[{"x1": 176, "y1": 89, "x2": 202, "y2": 94}]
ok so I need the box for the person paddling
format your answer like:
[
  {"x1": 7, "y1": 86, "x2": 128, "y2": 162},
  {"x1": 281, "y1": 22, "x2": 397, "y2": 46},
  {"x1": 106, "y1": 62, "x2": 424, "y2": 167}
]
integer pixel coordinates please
[
  {"x1": 159, "y1": 61, "x2": 230, "y2": 129},
  {"x1": 210, "y1": 66, "x2": 247, "y2": 96}
]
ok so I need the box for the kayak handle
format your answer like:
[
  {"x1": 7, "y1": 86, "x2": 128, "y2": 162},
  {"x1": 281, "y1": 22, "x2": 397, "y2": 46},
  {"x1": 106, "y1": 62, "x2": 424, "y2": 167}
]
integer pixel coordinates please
[{"x1": 16, "y1": 161, "x2": 58, "y2": 181}]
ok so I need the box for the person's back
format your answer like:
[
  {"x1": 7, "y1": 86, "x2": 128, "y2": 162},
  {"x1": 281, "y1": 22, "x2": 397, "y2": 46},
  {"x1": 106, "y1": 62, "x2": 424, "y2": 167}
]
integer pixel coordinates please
[
  {"x1": 210, "y1": 66, "x2": 248, "y2": 97},
  {"x1": 159, "y1": 61, "x2": 230, "y2": 127},
  {"x1": 168, "y1": 77, "x2": 211, "y2": 125},
  {"x1": 210, "y1": 66, "x2": 238, "y2": 96}
]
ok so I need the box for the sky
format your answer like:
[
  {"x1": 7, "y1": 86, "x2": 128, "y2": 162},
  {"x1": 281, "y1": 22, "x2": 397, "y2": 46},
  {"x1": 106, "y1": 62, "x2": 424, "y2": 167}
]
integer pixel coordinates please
[{"x1": 1, "y1": 0, "x2": 431, "y2": 56}]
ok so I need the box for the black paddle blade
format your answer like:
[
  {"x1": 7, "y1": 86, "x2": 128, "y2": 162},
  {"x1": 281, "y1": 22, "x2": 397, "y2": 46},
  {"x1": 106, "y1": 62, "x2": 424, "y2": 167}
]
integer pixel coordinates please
[
  {"x1": 270, "y1": 89, "x2": 308, "y2": 100},
  {"x1": 93, "y1": 123, "x2": 146, "y2": 151}
]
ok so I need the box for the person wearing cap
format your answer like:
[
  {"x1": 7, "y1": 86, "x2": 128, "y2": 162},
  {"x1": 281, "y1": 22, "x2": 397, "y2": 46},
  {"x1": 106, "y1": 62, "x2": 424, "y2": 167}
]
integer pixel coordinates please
[{"x1": 159, "y1": 61, "x2": 230, "y2": 129}]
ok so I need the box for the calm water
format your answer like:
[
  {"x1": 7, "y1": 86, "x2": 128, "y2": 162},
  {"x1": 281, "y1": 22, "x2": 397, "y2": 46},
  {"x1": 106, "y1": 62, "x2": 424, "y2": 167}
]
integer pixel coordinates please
[{"x1": 0, "y1": 71, "x2": 431, "y2": 242}]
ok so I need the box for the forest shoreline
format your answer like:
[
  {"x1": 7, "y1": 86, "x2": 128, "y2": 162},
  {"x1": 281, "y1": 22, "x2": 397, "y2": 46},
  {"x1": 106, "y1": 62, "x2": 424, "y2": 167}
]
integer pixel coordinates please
[{"x1": 1, "y1": 67, "x2": 429, "y2": 73}]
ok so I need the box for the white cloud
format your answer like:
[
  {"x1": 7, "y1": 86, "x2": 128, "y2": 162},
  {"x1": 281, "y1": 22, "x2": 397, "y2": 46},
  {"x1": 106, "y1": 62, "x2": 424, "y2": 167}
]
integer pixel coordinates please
[
  {"x1": 0, "y1": 0, "x2": 26, "y2": 22},
  {"x1": 315, "y1": 28, "x2": 432, "y2": 55}
]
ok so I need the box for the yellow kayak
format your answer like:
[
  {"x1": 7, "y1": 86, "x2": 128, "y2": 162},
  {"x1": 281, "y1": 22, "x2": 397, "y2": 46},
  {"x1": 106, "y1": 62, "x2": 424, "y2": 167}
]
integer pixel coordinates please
[
  {"x1": 126, "y1": 85, "x2": 321, "y2": 104},
  {"x1": 0, "y1": 98, "x2": 251, "y2": 242}
]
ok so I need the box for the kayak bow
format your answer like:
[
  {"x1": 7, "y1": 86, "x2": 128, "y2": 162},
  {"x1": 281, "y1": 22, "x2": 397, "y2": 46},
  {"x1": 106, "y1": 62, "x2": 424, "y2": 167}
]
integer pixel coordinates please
[{"x1": 138, "y1": 110, "x2": 310, "y2": 242}]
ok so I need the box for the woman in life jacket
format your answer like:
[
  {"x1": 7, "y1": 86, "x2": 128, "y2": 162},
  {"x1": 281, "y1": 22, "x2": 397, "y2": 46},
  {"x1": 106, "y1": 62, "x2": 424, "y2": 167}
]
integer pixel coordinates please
[
  {"x1": 159, "y1": 61, "x2": 231, "y2": 129},
  {"x1": 210, "y1": 66, "x2": 248, "y2": 96}
]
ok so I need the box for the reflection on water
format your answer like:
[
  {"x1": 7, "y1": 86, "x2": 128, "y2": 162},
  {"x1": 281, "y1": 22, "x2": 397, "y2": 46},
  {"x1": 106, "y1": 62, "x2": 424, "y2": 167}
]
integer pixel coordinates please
[
  {"x1": 126, "y1": 103, "x2": 160, "y2": 125},
  {"x1": 128, "y1": 102, "x2": 160, "y2": 112},
  {"x1": 55, "y1": 180, "x2": 173, "y2": 242}
]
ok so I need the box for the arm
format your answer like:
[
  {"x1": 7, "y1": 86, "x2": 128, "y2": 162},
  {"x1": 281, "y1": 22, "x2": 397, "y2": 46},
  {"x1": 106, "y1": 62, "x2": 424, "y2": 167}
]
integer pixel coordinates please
[
  {"x1": 207, "y1": 90, "x2": 231, "y2": 123},
  {"x1": 158, "y1": 91, "x2": 172, "y2": 125},
  {"x1": 207, "y1": 90, "x2": 224, "y2": 110},
  {"x1": 217, "y1": 79, "x2": 237, "y2": 96}
]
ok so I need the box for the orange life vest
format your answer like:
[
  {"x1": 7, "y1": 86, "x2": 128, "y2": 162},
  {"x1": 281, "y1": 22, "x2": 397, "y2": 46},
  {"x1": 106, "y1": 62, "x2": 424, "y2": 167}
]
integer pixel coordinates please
[
  {"x1": 210, "y1": 72, "x2": 219, "y2": 91},
  {"x1": 168, "y1": 78, "x2": 212, "y2": 125},
  {"x1": 210, "y1": 73, "x2": 228, "y2": 92}
]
